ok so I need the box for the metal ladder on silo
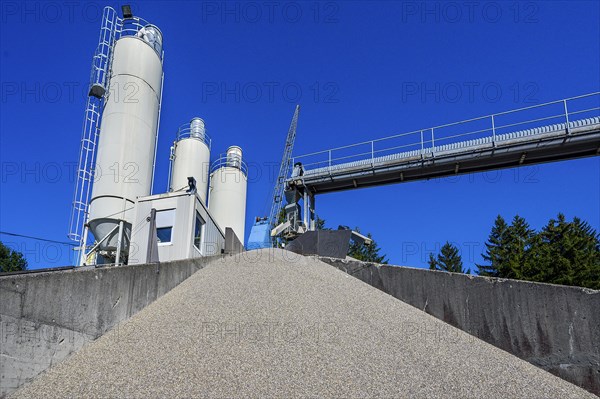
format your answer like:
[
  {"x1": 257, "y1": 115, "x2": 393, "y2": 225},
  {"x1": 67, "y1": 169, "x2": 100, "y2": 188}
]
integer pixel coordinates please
[{"x1": 68, "y1": 7, "x2": 121, "y2": 265}]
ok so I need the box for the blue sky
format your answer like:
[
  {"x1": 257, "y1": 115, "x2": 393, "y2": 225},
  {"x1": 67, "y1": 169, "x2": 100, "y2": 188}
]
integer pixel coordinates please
[{"x1": 1, "y1": 1, "x2": 599, "y2": 270}]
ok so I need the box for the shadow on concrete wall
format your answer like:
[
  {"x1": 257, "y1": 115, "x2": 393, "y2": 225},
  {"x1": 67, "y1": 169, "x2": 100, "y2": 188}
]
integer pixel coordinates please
[{"x1": 320, "y1": 257, "x2": 600, "y2": 396}]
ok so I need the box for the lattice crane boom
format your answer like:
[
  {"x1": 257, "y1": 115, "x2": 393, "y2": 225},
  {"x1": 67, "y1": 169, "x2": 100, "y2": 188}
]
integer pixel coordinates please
[{"x1": 267, "y1": 105, "x2": 300, "y2": 236}]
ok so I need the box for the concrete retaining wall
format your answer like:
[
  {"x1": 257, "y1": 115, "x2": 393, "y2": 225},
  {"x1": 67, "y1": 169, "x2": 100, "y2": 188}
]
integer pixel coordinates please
[
  {"x1": 320, "y1": 257, "x2": 600, "y2": 395},
  {"x1": 0, "y1": 257, "x2": 215, "y2": 397},
  {"x1": 224, "y1": 227, "x2": 244, "y2": 255}
]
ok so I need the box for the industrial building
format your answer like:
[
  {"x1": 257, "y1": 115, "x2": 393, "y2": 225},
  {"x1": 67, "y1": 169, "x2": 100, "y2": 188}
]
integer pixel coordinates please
[
  {"x1": 65, "y1": 6, "x2": 600, "y2": 264},
  {"x1": 1, "y1": 4, "x2": 599, "y2": 398},
  {"x1": 68, "y1": 6, "x2": 247, "y2": 267}
]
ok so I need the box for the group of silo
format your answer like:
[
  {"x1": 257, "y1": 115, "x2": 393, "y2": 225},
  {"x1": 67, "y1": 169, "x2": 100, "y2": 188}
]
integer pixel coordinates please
[
  {"x1": 85, "y1": 15, "x2": 246, "y2": 264},
  {"x1": 169, "y1": 118, "x2": 247, "y2": 242}
]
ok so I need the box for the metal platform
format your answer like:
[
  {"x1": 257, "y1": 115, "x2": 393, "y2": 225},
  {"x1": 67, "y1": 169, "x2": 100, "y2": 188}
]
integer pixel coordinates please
[{"x1": 291, "y1": 93, "x2": 600, "y2": 194}]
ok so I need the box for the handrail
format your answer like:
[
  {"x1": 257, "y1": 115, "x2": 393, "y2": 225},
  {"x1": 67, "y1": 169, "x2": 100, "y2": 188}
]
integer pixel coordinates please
[
  {"x1": 294, "y1": 92, "x2": 600, "y2": 161},
  {"x1": 175, "y1": 123, "x2": 212, "y2": 149},
  {"x1": 119, "y1": 16, "x2": 164, "y2": 58},
  {"x1": 210, "y1": 154, "x2": 249, "y2": 176}
]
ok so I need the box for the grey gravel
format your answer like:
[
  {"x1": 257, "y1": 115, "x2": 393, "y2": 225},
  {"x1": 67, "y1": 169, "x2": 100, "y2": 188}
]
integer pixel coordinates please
[{"x1": 12, "y1": 249, "x2": 595, "y2": 398}]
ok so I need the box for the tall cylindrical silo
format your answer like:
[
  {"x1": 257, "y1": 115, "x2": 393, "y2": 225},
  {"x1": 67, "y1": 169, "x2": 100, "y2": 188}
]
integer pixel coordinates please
[
  {"x1": 169, "y1": 117, "x2": 211, "y2": 204},
  {"x1": 209, "y1": 146, "x2": 248, "y2": 244},
  {"x1": 87, "y1": 26, "x2": 163, "y2": 253}
]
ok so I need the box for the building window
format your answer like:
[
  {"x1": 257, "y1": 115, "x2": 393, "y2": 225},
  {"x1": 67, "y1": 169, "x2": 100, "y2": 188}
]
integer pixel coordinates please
[
  {"x1": 156, "y1": 209, "x2": 175, "y2": 244},
  {"x1": 194, "y1": 212, "x2": 205, "y2": 249},
  {"x1": 157, "y1": 227, "x2": 172, "y2": 243}
]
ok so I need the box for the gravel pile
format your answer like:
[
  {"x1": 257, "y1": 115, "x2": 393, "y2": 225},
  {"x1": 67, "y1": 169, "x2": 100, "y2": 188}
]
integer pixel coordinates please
[{"x1": 12, "y1": 249, "x2": 594, "y2": 398}]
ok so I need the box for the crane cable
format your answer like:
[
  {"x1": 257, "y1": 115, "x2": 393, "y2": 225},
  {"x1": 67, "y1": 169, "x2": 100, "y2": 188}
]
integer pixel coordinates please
[{"x1": 0, "y1": 231, "x2": 77, "y2": 246}]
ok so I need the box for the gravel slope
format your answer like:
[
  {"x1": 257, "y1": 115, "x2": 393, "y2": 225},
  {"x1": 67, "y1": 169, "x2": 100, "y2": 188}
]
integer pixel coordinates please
[{"x1": 12, "y1": 249, "x2": 595, "y2": 398}]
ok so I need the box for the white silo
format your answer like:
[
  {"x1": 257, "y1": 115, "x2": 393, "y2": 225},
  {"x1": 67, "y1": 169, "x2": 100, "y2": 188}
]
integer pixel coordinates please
[
  {"x1": 209, "y1": 146, "x2": 248, "y2": 244},
  {"x1": 87, "y1": 24, "x2": 163, "y2": 260},
  {"x1": 169, "y1": 117, "x2": 211, "y2": 204}
]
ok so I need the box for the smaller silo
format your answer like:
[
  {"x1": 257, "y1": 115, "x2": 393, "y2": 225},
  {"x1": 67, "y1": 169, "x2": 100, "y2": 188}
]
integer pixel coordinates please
[
  {"x1": 169, "y1": 118, "x2": 211, "y2": 204},
  {"x1": 208, "y1": 146, "x2": 248, "y2": 244}
]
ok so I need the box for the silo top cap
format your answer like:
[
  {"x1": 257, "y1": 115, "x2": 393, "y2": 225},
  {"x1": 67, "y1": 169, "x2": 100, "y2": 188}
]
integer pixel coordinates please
[
  {"x1": 227, "y1": 146, "x2": 243, "y2": 159},
  {"x1": 137, "y1": 24, "x2": 163, "y2": 54},
  {"x1": 190, "y1": 118, "x2": 206, "y2": 139},
  {"x1": 226, "y1": 146, "x2": 243, "y2": 168}
]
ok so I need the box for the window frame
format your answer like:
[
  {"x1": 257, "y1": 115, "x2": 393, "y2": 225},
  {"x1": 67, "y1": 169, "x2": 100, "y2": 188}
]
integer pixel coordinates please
[
  {"x1": 193, "y1": 211, "x2": 205, "y2": 251},
  {"x1": 155, "y1": 208, "x2": 176, "y2": 246}
]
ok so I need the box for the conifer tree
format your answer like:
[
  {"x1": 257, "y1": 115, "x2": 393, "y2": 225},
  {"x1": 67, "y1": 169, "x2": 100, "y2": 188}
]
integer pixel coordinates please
[
  {"x1": 429, "y1": 242, "x2": 466, "y2": 273},
  {"x1": 502, "y1": 215, "x2": 535, "y2": 279},
  {"x1": 0, "y1": 241, "x2": 28, "y2": 273},
  {"x1": 347, "y1": 228, "x2": 388, "y2": 264},
  {"x1": 477, "y1": 215, "x2": 508, "y2": 277},
  {"x1": 525, "y1": 214, "x2": 600, "y2": 289}
]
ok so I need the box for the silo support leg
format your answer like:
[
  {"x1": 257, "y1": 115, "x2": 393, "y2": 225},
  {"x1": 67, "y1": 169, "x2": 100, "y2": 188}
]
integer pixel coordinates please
[
  {"x1": 85, "y1": 224, "x2": 119, "y2": 264},
  {"x1": 115, "y1": 220, "x2": 124, "y2": 266},
  {"x1": 78, "y1": 226, "x2": 89, "y2": 266},
  {"x1": 303, "y1": 190, "x2": 309, "y2": 231},
  {"x1": 309, "y1": 193, "x2": 316, "y2": 231}
]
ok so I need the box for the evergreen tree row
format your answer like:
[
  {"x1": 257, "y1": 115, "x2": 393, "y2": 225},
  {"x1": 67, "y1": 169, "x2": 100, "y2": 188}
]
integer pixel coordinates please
[
  {"x1": 478, "y1": 214, "x2": 600, "y2": 289},
  {"x1": 429, "y1": 214, "x2": 600, "y2": 289}
]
